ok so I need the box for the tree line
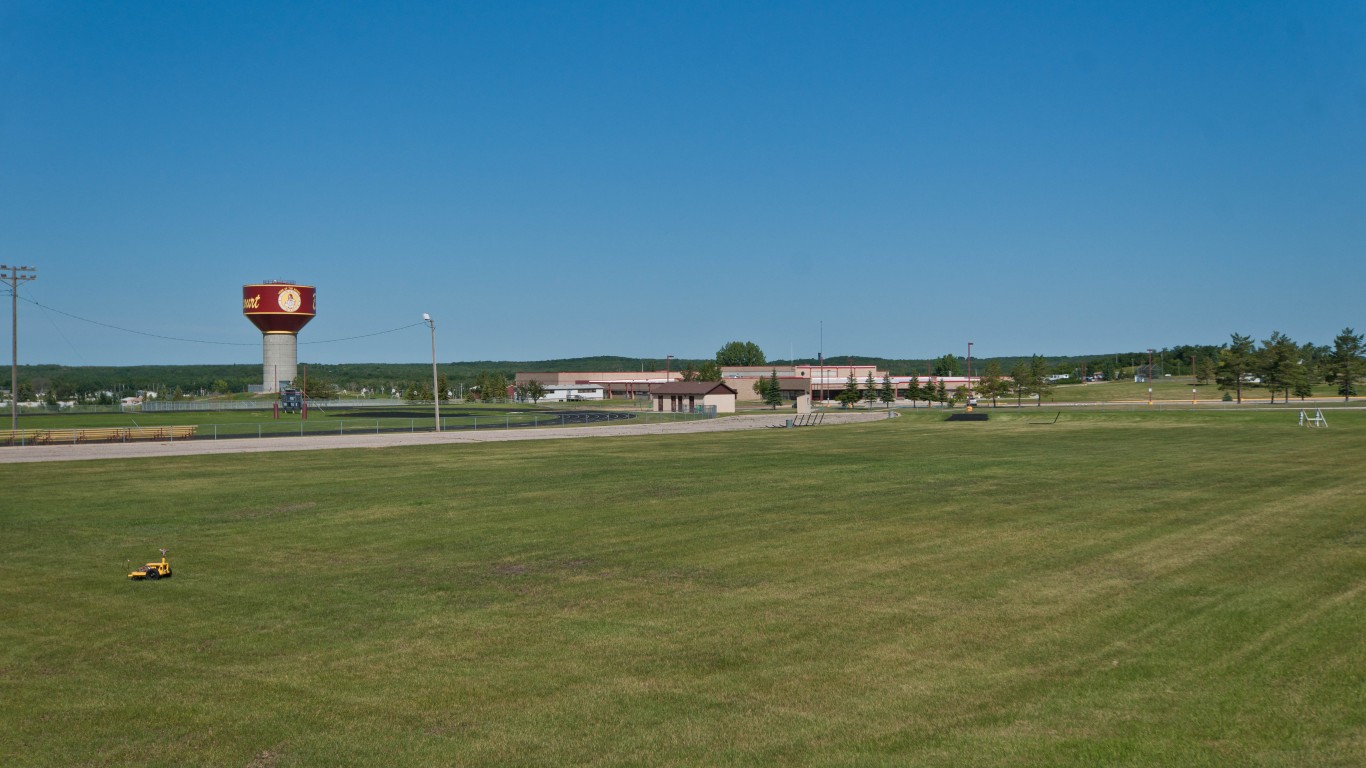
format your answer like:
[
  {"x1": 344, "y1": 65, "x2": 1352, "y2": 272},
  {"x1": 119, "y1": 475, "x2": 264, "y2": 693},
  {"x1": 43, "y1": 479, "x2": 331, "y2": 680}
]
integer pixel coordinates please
[
  {"x1": 1208, "y1": 328, "x2": 1363, "y2": 403},
  {"x1": 9, "y1": 330, "x2": 1363, "y2": 406}
]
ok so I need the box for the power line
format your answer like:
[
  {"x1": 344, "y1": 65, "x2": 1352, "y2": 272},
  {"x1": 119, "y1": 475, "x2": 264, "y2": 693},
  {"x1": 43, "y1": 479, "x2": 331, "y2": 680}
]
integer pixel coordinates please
[
  {"x1": 12, "y1": 293, "x2": 423, "y2": 347},
  {"x1": 15, "y1": 293, "x2": 253, "y2": 345},
  {"x1": 3, "y1": 264, "x2": 38, "y2": 431},
  {"x1": 301, "y1": 322, "x2": 425, "y2": 345}
]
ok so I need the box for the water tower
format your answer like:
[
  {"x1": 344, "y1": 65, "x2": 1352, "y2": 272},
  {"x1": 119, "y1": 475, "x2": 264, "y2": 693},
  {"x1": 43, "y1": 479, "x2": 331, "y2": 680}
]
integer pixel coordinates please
[{"x1": 242, "y1": 281, "x2": 316, "y2": 393}]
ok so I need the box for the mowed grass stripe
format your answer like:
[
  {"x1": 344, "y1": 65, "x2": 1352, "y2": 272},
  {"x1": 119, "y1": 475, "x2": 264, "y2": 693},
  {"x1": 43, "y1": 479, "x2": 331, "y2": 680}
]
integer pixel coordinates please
[{"x1": 1, "y1": 410, "x2": 1362, "y2": 766}]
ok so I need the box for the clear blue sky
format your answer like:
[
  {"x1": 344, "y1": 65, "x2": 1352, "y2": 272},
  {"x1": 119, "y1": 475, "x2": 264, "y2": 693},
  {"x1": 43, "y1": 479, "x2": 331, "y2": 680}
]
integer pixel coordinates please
[{"x1": 2, "y1": 1, "x2": 1363, "y2": 366}]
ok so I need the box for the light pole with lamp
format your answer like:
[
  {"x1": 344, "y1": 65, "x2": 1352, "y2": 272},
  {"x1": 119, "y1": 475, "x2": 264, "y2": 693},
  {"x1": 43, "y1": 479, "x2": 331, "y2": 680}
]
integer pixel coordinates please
[
  {"x1": 966, "y1": 341, "x2": 974, "y2": 409},
  {"x1": 423, "y1": 313, "x2": 440, "y2": 431},
  {"x1": 1147, "y1": 348, "x2": 1155, "y2": 405}
]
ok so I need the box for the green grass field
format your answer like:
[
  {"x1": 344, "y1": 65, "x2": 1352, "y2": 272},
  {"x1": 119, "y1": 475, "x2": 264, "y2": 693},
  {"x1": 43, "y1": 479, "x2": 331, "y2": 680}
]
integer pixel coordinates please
[{"x1": 3, "y1": 410, "x2": 1363, "y2": 766}]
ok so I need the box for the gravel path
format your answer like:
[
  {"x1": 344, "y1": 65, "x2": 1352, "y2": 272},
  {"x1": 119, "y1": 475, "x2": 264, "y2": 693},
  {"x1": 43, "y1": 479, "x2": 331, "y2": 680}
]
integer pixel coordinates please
[{"x1": 0, "y1": 411, "x2": 894, "y2": 464}]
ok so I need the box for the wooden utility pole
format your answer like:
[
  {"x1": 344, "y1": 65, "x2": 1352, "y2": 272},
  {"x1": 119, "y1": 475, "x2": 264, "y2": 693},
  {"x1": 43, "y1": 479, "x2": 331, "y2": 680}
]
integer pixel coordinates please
[{"x1": 2, "y1": 264, "x2": 37, "y2": 432}]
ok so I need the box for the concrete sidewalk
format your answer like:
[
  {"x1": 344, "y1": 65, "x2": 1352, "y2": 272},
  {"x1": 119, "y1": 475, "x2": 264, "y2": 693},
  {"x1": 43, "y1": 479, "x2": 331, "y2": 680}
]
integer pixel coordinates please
[{"x1": 0, "y1": 411, "x2": 894, "y2": 464}]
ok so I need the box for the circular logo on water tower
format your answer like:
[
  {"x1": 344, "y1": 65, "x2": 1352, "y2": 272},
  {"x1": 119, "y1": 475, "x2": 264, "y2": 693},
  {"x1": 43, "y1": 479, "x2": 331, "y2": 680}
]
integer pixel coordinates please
[{"x1": 278, "y1": 287, "x2": 302, "y2": 313}]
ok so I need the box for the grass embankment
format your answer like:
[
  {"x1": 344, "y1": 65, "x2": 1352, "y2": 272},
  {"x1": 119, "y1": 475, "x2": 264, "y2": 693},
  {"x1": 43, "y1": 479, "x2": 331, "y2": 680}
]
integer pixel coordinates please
[
  {"x1": 2, "y1": 410, "x2": 1363, "y2": 766},
  {"x1": 5, "y1": 403, "x2": 679, "y2": 437}
]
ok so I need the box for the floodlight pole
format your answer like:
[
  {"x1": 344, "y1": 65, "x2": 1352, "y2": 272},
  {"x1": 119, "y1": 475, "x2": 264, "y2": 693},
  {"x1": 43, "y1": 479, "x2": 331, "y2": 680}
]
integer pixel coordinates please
[
  {"x1": 3, "y1": 265, "x2": 37, "y2": 432},
  {"x1": 424, "y1": 314, "x2": 440, "y2": 431},
  {"x1": 967, "y1": 342, "x2": 973, "y2": 391}
]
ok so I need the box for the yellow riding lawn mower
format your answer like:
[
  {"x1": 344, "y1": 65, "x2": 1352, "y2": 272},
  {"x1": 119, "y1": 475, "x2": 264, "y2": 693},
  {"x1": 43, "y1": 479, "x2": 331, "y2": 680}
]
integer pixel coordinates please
[{"x1": 128, "y1": 549, "x2": 172, "y2": 580}]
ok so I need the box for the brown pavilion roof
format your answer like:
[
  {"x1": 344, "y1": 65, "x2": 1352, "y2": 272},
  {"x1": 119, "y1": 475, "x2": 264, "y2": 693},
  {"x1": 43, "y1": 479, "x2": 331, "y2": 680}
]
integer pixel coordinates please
[{"x1": 651, "y1": 381, "x2": 738, "y2": 396}]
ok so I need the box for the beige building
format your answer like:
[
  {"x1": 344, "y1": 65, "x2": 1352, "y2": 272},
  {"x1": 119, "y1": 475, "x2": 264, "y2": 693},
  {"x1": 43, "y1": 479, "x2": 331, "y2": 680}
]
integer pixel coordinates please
[
  {"x1": 514, "y1": 370, "x2": 681, "y2": 400},
  {"x1": 722, "y1": 364, "x2": 892, "y2": 403},
  {"x1": 652, "y1": 381, "x2": 738, "y2": 414},
  {"x1": 515, "y1": 364, "x2": 904, "y2": 404}
]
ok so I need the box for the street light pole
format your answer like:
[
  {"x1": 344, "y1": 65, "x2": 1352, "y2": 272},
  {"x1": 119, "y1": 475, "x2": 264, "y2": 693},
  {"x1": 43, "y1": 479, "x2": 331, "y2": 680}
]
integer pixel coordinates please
[
  {"x1": 967, "y1": 341, "x2": 973, "y2": 391},
  {"x1": 3, "y1": 265, "x2": 37, "y2": 432},
  {"x1": 424, "y1": 313, "x2": 440, "y2": 431},
  {"x1": 1147, "y1": 348, "x2": 1155, "y2": 405}
]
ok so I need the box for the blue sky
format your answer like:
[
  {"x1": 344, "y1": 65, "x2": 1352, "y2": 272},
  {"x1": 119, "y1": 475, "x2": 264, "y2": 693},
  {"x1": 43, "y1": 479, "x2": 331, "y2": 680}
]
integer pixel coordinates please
[{"x1": 2, "y1": 1, "x2": 1363, "y2": 365}]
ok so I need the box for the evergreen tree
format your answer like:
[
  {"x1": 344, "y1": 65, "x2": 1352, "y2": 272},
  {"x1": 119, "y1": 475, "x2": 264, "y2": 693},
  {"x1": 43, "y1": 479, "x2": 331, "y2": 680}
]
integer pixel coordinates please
[
  {"x1": 1326, "y1": 327, "x2": 1365, "y2": 401},
  {"x1": 837, "y1": 372, "x2": 861, "y2": 408},
  {"x1": 924, "y1": 376, "x2": 937, "y2": 407},
  {"x1": 863, "y1": 373, "x2": 879, "y2": 408},
  {"x1": 935, "y1": 378, "x2": 948, "y2": 405},
  {"x1": 1196, "y1": 355, "x2": 1217, "y2": 385},
  {"x1": 1292, "y1": 342, "x2": 1321, "y2": 400},
  {"x1": 764, "y1": 369, "x2": 784, "y2": 409},
  {"x1": 1256, "y1": 331, "x2": 1298, "y2": 404},
  {"x1": 905, "y1": 374, "x2": 921, "y2": 408},
  {"x1": 474, "y1": 371, "x2": 509, "y2": 402},
  {"x1": 1009, "y1": 361, "x2": 1031, "y2": 406},
  {"x1": 1029, "y1": 355, "x2": 1051, "y2": 406},
  {"x1": 879, "y1": 374, "x2": 895, "y2": 407},
  {"x1": 1216, "y1": 333, "x2": 1256, "y2": 403}
]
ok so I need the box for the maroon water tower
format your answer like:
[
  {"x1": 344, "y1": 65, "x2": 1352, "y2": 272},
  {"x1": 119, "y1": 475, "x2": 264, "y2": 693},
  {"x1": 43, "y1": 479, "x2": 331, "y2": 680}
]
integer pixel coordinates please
[{"x1": 242, "y1": 281, "x2": 316, "y2": 392}]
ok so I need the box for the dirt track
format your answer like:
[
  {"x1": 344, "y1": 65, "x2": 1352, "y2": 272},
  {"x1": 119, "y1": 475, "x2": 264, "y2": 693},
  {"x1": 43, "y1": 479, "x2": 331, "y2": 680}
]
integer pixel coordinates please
[{"x1": 0, "y1": 411, "x2": 894, "y2": 464}]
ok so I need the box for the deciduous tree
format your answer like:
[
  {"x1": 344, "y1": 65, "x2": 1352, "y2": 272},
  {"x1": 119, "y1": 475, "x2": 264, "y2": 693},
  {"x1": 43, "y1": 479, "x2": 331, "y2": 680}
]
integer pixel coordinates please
[
  {"x1": 716, "y1": 341, "x2": 766, "y2": 366},
  {"x1": 932, "y1": 354, "x2": 961, "y2": 376},
  {"x1": 696, "y1": 361, "x2": 722, "y2": 382},
  {"x1": 517, "y1": 380, "x2": 548, "y2": 404},
  {"x1": 976, "y1": 360, "x2": 1006, "y2": 406}
]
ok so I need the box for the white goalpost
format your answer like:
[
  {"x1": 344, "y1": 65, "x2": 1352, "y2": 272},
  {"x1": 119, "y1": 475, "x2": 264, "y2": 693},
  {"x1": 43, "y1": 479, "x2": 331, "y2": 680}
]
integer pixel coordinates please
[{"x1": 1298, "y1": 409, "x2": 1328, "y2": 428}]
